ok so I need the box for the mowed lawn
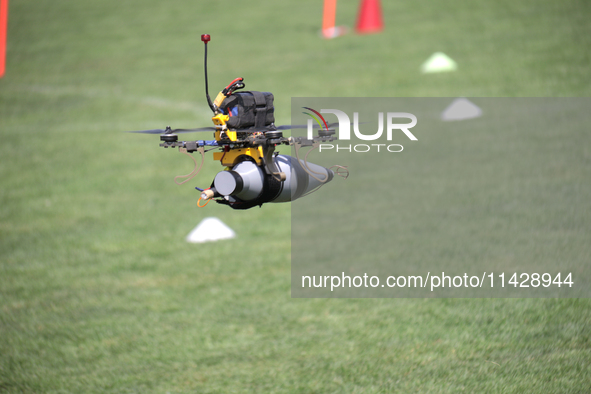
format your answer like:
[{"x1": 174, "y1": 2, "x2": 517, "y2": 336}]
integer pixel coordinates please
[{"x1": 1, "y1": 0, "x2": 590, "y2": 392}]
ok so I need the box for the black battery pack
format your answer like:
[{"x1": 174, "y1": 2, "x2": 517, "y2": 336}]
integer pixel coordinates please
[{"x1": 221, "y1": 91, "x2": 274, "y2": 130}]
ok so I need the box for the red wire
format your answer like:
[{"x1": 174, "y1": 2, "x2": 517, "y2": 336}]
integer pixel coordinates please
[{"x1": 225, "y1": 77, "x2": 243, "y2": 91}]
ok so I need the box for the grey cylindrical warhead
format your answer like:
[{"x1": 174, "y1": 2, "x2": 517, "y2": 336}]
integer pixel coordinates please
[
  {"x1": 213, "y1": 160, "x2": 264, "y2": 201},
  {"x1": 272, "y1": 155, "x2": 333, "y2": 202},
  {"x1": 212, "y1": 155, "x2": 333, "y2": 204}
]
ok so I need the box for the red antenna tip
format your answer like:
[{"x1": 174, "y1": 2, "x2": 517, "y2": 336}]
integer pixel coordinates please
[{"x1": 201, "y1": 34, "x2": 211, "y2": 43}]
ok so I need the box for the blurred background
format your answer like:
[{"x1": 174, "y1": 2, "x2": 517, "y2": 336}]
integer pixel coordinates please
[{"x1": 1, "y1": 0, "x2": 590, "y2": 392}]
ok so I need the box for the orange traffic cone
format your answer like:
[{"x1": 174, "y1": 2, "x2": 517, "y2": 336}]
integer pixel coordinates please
[
  {"x1": 355, "y1": 0, "x2": 383, "y2": 34},
  {"x1": 321, "y1": 0, "x2": 347, "y2": 39},
  {"x1": 0, "y1": 0, "x2": 8, "y2": 77}
]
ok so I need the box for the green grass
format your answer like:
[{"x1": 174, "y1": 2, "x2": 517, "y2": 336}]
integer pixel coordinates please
[{"x1": 1, "y1": 0, "x2": 590, "y2": 392}]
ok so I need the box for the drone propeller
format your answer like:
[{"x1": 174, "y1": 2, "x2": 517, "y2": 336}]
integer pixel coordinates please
[
  {"x1": 127, "y1": 126, "x2": 216, "y2": 135},
  {"x1": 246, "y1": 122, "x2": 340, "y2": 133},
  {"x1": 275, "y1": 122, "x2": 339, "y2": 130},
  {"x1": 126, "y1": 121, "x2": 344, "y2": 136}
]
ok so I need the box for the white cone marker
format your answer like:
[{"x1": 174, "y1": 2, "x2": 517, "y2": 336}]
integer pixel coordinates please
[
  {"x1": 441, "y1": 98, "x2": 482, "y2": 121},
  {"x1": 186, "y1": 217, "x2": 236, "y2": 243},
  {"x1": 421, "y1": 52, "x2": 458, "y2": 73}
]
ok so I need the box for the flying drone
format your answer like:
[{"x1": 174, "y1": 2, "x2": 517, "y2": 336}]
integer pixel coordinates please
[{"x1": 129, "y1": 34, "x2": 347, "y2": 210}]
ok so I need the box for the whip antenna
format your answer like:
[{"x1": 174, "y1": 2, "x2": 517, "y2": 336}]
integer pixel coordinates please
[{"x1": 201, "y1": 34, "x2": 215, "y2": 113}]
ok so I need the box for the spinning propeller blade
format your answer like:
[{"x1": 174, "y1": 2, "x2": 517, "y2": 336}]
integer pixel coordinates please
[
  {"x1": 275, "y1": 122, "x2": 339, "y2": 130},
  {"x1": 174, "y1": 127, "x2": 217, "y2": 133},
  {"x1": 126, "y1": 127, "x2": 216, "y2": 134},
  {"x1": 245, "y1": 122, "x2": 340, "y2": 133}
]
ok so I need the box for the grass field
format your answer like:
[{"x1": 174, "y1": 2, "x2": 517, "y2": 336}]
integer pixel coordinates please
[{"x1": 1, "y1": 0, "x2": 590, "y2": 392}]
